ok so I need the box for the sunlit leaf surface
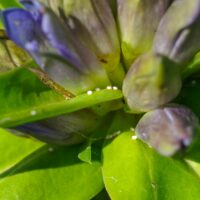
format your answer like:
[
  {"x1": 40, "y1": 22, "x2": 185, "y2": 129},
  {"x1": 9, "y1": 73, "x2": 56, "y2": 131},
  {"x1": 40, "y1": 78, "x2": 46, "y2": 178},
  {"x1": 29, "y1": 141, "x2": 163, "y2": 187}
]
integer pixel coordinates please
[
  {"x1": 102, "y1": 132, "x2": 200, "y2": 200},
  {"x1": 0, "y1": 129, "x2": 104, "y2": 200},
  {"x1": 0, "y1": 68, "x2": 122, "y2": 128}
]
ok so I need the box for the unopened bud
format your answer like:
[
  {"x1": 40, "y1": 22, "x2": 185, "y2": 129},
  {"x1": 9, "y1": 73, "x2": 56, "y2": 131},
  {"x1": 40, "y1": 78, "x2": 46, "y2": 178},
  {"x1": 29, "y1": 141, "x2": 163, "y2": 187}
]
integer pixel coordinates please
[
  {"x1": 123, "y1": 52, "x2": 181, "y2": 113},
  {"x1": 153, "y1": 0, "x2": 200, "y2": 64},
  {"x1": 136, "y1": 105, "x2": 199, "y2": 156},
  {"x1": 15, "y1": 109, "x2": 102, "y2": 145}
]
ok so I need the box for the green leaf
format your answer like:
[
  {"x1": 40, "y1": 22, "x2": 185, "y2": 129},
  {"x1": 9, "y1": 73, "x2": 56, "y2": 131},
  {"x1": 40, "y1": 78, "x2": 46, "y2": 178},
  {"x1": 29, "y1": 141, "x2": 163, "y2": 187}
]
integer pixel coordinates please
[
  {"x1": 78, "y1": 143, "x2": 92, "y2": 164},
  {"x1": 0, "y1": 68, "x2": 123, "y2": 128},
  {"x1": 187, "y1": 160, "x2": 200, "y2": 177},
  {"x1": 102, "y1": 132, "x2": 200, "y2": 200},
  {"x1": 0, "y1": 129, "x2": 104, "y2": 200},
  {"x1": 0, "y1": 0, "x2": 21, "y2": 8},
  {"x1": 0, "y1": 128, "x2": 44, "y2": 174},
  {"x1": 182, "y1": 52, "x2": 200, "y2": 79}
]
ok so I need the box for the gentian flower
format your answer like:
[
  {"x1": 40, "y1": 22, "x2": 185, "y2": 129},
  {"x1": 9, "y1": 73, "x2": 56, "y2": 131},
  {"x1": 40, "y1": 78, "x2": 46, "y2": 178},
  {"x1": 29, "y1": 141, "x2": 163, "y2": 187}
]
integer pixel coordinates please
[{"x1": 1, "y1": 0, "x2": 200, "y2": 155}]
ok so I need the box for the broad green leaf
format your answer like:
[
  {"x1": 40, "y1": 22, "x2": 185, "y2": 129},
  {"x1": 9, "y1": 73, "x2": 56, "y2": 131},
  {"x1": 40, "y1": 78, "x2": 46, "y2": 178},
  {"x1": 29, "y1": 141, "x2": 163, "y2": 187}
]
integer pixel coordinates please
[
  {"x1": 0, "y1": 68, "x2": 123, "y2": 128},
  {"x1": 0, "y1": 128, "x2": 44, "y2": 174},
  {"x1": 187, "y1": 160, "x2": 200, "y2": 177},
  {"x1": 102, "y1": 132, "x2": 200, "y2": 200},
  {"x1": 0, "y1": 130, "x2": 104, "y2": 200}
]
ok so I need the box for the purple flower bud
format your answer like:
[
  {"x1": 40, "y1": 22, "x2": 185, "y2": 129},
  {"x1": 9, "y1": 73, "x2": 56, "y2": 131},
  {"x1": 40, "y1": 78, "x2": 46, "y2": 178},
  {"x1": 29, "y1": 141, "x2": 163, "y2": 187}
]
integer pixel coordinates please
[
  {"x1": 20, "y1": 0, "x2": 42, "y2": 23},
  {"x1": 123, "y1": 52, "x2": 182, "y2": 113},
  {"x1": 154, "y1": 0, "x2": 200, "y2": 64},
  {"x1": 14, "y1": 109, "x2": 102, "y2": 145},
  {"x1": 136, "y1": 105, "x2": 199, "y2": 156},
  {"x1": 2, "y1": 8, "x2": 50, "y2": 66},
  {"x1": 117, "y1": 0, "x2": 173, "y2": 67},
  {"x1": 18, "y1": 1, "x2": 82, "y2": 69},
  {"x1": 2, "y1": 8, "x2": 41, "y2": 50},
  {"x1": 61, "y1": 0, "x2": 124, "y2": 86}
]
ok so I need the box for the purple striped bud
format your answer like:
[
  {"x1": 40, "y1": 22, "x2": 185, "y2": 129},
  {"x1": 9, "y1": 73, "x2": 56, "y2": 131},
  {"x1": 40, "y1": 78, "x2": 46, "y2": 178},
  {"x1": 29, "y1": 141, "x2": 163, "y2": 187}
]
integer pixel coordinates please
[
  {"x1": 154, "y1": 0, "x2": 200, "y2": 64},
  {"x1": 136, "y1": 105, "x2": 199, "y2": 156},
  {"x1": 15, "y1": 109, "x2": 102, "y2": 145},
  {"x1": 123, "y1": 52, "x2": 182, "y2": 113},
  {"x1": 117, "y1": 0, "x2": 173, "y2": 67}
]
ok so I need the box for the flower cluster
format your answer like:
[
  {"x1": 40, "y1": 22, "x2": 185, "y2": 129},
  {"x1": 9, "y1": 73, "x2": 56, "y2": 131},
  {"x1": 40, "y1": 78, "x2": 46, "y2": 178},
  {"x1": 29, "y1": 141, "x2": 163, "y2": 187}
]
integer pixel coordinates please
[{"x1": 2, "y1": 0, "x2": 200, "y2": 156}]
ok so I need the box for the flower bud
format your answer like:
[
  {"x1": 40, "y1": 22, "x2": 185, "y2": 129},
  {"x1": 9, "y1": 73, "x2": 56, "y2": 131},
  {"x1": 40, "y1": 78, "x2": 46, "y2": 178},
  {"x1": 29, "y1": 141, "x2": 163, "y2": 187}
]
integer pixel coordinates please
[
  {"x1": 14, "y1": 109, "x2": 102, "y2": 145},
  {"x1": 117, "y1": 0, "x2": 173, "y2": 67},
  {"x1": 153, "y1": 0, "x2": 200, "y2": 64},
  {"x1": 41, "y1": 54, "x2": 109, "y2": 94},
  {"x1": 61, "y1": 0, "x2": 124, "y2": 86},
  {"x1": 123, "y1": 52, "x2": 182, "y2": 113},
  {"x1": 136, "y1": 105, "x2": 199, "y2": 156}
]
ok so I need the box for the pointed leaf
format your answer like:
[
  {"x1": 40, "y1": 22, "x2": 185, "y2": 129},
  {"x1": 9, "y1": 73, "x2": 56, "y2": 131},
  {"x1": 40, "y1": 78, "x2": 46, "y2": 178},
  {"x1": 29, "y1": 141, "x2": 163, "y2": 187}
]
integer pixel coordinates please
[{"x1": 0, "y1": 68, "x2": 123, "y2": 128}]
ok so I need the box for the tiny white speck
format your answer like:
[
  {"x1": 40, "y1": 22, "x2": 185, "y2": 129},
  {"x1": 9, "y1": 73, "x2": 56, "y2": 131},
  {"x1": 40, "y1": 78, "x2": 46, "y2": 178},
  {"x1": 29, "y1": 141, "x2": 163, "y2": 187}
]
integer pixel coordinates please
[
  {"x1": 48, "y1": 147, "x2": 54, "y2": 152},
  {"x1": 151, "y1": 183, "x2": 156, "y2": 189},
  {"x1": 30, "y1": 110, "x2": 37, "y2": 116},
  {"x1": 95, "y1": 88, "x2": 100, "y2": 91},
  {"x1": 112, "y1": 86, "x2": 118, "y2": 90},
  {"x1": 114, "y1": 130, "x2": 121, "y2": 136},
  {"x1": 68, "y1": 18, "x2": 75, "y2": 29},
  {"x1": 130, "y1": 127, "x2": 135, "y2": 132},
  {"x1": 87, "y1": 90, "x2": 93, "y2": 95},
  {"x1": 14, "y1": 20, "x2": 20, "y2": 26},
  {"x1": 106, "y1": 86, "x2": 112, "y2": 90},
  {"x1": 132, "y1": 135, "x2": 138, "y2": 140}
]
